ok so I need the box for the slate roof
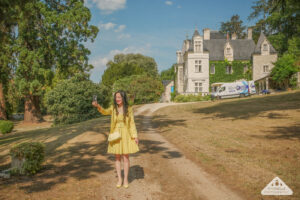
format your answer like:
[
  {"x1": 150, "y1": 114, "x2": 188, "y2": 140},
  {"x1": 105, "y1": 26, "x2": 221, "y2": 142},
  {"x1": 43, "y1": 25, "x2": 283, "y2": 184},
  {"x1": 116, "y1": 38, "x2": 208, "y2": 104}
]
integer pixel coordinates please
[
  {"x1": 203, "y1": 39, "x2": 256, "y2": 60},
  {"x1": 254, "y1": 32, "x2": 277, "y2": 54},
  {"x1": 182, "y1": 30, "x2": 275, "y2": 61},
  {"x1": 192, "y1": 29, "x2": 201, "y2": 38}
]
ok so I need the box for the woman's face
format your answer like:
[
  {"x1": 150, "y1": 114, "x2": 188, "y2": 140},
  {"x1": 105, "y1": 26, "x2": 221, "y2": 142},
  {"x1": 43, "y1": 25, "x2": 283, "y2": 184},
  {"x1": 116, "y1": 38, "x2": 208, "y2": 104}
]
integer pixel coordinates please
[{"x1": 116, "y1": 93, "x2": 123, "y2": 105}]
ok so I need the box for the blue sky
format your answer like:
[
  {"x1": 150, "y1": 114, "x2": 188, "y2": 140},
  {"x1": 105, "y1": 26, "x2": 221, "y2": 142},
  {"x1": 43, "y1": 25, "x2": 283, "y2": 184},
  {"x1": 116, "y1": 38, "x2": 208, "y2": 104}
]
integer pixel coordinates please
[{"x1": 84, "y1": 0, "x2": 257, "y2": 83}]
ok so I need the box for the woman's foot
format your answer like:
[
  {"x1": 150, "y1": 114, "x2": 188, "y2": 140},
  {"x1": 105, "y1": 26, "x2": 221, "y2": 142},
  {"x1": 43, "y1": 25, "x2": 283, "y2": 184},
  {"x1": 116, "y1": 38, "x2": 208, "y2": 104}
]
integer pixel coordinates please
[
  {"x1": 123, "y1": 179, "x2": 129, "y2": 188},
  {"x1": 116, "y1": 179, "x2": 122, "y2": 188}
]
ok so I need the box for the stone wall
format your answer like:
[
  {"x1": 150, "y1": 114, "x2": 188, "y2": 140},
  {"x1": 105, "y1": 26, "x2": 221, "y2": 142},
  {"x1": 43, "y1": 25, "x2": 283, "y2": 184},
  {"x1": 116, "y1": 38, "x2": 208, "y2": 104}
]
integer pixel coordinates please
[{"x1": 253, "y1": 54, "x2": 277, "y2": 81}]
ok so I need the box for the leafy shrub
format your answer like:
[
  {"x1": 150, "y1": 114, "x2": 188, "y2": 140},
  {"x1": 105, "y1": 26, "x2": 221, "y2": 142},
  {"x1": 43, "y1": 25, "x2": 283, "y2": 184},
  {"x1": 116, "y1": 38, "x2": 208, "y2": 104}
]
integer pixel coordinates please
[
  {"x1": 174, "y1": 93, "x2": 211, "y2": 102},
  {"x1": 9, "y1": 142, "x2": 45, "y2": 175},
  {"x1": 113, "y1": 74, "x2": 164, "y2": 104},
  {"x1": 0, "y1": 120, "x2": 14, "y2": 134},
  {"x1": 45, "y1": 73, "x2": 104, "y2": 125},
  {"x1": 170, "y1": 91, "x2": 177, "y2": 101}
]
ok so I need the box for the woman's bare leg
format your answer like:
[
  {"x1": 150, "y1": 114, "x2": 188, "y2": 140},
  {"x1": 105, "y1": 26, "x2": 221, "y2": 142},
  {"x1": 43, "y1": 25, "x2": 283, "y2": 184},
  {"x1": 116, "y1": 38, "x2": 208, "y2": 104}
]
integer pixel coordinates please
[
  {"x1": 115, "y1": 154, "x2": 122, "y2": 185},
  {"x1": 123, "y1": 154, "x2": 129, "y2": 185}
]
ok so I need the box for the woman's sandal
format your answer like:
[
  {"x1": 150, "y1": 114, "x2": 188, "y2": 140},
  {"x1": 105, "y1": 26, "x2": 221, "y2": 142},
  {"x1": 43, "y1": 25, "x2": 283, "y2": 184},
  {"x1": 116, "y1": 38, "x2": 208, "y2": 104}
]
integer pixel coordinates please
[
  {"x1": 116, "y1": 180, "x2": 122, "y2": 188},
  {"x1": 123, "y1": 184, "x2": 129, "y2": 188}
]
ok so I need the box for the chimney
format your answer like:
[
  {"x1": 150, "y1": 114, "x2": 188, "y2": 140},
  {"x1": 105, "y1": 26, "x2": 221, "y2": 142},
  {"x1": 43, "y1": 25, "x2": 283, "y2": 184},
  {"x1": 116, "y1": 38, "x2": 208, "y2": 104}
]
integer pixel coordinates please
[
  {"x1": 247, "y1": 27, "x2": 252, "y2": 40},
  {"x1": 203, "y1": 28, "x2": 210, "y2": 40},
  {"x1": 231, "y1": 32, "x2": 237, "y2": 40}
]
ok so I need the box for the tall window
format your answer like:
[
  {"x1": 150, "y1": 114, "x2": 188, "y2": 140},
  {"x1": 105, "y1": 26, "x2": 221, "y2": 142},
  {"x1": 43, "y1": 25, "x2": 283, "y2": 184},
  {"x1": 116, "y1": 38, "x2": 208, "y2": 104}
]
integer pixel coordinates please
[
  {"x1": 210, "y1": 64, "x2": 215, "y2": 74},
  {"x1": 226, "y1": 66, "x2": 232, "y2": 74},
  {"x1": 194, "y1": 82, "x2": 202, "y2": 92},
  {"x1": 263, "y1": 44, "x2": 268, "y2": 51},
  {"x1": 263, "y1": 65, "x2": 269, "y2": 72},
  {"x1": 226, "y1": 47, "x2": 231, "y2": 54},
  {"x1": 243, "y1": 65, "x2": 248, "y2": 74},
  {"x1": 195, "y1": 60, "x2": 202, "y2": 73},
  {"x1": 194, "y1": 41, "x2": 201, "y2": 52}
]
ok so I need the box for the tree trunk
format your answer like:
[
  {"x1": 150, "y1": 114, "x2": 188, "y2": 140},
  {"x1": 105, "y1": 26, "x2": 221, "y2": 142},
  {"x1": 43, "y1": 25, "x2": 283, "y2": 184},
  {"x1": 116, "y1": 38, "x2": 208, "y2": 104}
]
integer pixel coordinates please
[
  {"x1": 24, "y1": 95, "x2": 43, "y2": 123},
  {"x1": 0, "y1": 83, "x2": 7, "y2": 120}
]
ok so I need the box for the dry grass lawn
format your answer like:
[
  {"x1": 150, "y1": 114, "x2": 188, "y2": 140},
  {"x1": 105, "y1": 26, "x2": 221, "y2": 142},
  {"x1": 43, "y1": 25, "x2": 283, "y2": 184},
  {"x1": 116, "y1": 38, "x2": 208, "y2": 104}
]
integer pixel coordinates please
[{"x1": 152, "y1": 90, "x2": 300, "y2": 200}]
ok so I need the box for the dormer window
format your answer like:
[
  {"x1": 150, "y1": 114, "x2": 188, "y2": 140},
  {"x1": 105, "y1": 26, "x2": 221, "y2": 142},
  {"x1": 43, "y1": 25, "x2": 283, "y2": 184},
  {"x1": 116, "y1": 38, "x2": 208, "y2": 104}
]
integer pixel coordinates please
[
  {"x1": 194, "y1": 41, "x2": 202, "y2": 52},
  {"x1": 263, "y1": 44, "x2": 268, "y2": 51},
  {"x1": 261, "y1": 39, "x2": 270, "y2": 55},
  {"x1": 224, "y1": 42, "x2": 234, "y2": 61},
  {"x1": 226, "y1": 47, "x2": 231, "y2": 54}
]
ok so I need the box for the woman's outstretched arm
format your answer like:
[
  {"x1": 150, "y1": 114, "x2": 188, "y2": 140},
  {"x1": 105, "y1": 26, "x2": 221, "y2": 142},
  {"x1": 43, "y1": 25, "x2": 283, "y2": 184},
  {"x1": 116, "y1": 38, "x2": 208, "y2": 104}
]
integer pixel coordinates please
[{"x1": 93, "y1": 102, "x2": 113, "y2": 115}]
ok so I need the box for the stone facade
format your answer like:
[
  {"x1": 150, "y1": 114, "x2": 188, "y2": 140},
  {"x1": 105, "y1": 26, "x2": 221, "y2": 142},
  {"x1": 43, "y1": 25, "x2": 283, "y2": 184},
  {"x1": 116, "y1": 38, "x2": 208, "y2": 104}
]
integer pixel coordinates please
[
  {"x1": 175, "y1": 28, "x2": 277, "y2": 95},
  {"x1": 252, "y1": 33, "x2": 278, "y2": 81},
  {"x1": 253, "y1": 54, "x2": 277, "y2": 81}
]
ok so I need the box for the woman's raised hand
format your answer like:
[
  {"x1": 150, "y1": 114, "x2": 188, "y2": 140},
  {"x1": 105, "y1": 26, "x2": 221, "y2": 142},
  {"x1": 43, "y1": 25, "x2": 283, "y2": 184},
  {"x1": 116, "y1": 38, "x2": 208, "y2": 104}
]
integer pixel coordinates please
[{"x1": 92, "y1": 101, "x2": 99, "y2": 108}]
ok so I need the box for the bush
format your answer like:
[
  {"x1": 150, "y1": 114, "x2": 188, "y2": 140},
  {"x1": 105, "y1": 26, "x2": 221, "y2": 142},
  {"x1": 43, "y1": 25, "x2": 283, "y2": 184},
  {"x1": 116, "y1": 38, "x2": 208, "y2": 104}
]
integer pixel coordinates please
[
  {"x1": 113, "y1": 74, "x2": 164, "y2": 104},
  {"x1": 174, "y1": 93, "x2": 211, "y2": 102},
  {"x1": 45, "y1": 73, "x2": 104, "y2": 125},
  {"x1": 0, "y1": 120, "x2": 14, "y2": 134},
  {"x1": 9, "y1": 142, "x2": 45, "y2": 175},
  {"x1": 170, "y1": 91, "x2": 177, "y2": 101}
]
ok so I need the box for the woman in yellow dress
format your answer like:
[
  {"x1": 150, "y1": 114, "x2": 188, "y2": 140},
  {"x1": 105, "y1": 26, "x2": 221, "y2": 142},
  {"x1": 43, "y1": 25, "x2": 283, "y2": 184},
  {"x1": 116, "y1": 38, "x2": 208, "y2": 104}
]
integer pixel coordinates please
[{"x1": 92, "y1": 90, "x2": 139, "y2": 189}]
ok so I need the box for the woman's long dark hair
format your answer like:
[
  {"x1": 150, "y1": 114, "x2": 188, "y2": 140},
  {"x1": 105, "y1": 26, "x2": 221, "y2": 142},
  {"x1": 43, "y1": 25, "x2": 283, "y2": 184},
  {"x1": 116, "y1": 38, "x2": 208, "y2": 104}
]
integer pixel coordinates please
[{"x1": 113, "y1": 90, "x2": 129, "y2": 122}]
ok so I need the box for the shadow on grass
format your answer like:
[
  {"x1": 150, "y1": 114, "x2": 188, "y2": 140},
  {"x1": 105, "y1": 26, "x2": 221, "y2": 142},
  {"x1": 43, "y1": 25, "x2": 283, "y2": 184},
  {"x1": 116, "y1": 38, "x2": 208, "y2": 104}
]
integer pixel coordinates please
[
  {"x1": 147, "y1": 115, "x2": 187, "y2": 131},
  {"x1": 0, "y1": 114, "x2": 182, "y2": 193},
  {"x1": 193, "y1": 91, "x2": 300, "y2": 120},
  {"x1": 251, "y1": 123, "x2": 300, "y2": 140}
]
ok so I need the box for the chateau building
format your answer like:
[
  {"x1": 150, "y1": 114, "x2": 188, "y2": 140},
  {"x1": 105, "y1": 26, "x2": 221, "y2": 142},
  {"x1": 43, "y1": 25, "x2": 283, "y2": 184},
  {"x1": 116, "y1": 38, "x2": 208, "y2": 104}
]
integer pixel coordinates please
[{"x1": 175, "y1": 28, "x2": 277, "y2": 94}]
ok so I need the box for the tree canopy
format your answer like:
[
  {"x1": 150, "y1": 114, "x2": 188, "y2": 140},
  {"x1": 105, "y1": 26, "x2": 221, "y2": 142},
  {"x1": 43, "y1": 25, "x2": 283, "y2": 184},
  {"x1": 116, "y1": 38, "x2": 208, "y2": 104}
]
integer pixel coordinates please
[
  {"x1": 101, "y1": 53, "x2": 160, "y2": 88},
  {"x1": 220, "y1": 15, "x2": 246, "y2": 38},
  {"x1": 1, "y1": 0, "x2": 99, "y2": 122}
]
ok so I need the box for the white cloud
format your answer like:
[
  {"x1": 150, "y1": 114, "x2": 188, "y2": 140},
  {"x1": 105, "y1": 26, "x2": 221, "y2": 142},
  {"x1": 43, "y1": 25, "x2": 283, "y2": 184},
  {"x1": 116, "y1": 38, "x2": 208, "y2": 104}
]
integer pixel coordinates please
[
  {"x1": 86, "y1": 0, "x2": 126, "y2": 14},
  {"x1": 90, "y1": 45, "x2": 151, "y2": 71},
  {"x1": 115, "y1": 25, "x2": 126, "y2": 32},
  {"x1": 165, "y1": 1, "x2": 173, "y2": 6},
  {"x1": 117, "y1": 33, "x2": 131, "y2": 39},
  {"x1": 98, "y1": 22, "x2": 116, "y2": 30},
  {"x1": 177, "y1": 5, "x2": 181, "y2": 8}
]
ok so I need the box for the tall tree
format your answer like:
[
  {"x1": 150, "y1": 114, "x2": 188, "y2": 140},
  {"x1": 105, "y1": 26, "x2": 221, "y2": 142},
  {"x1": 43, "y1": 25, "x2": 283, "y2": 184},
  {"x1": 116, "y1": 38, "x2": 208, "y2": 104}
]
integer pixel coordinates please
[
  {"x1": 102, "y1": 53, "x2": 159, "y2": 88},
  {"x1": 108, "y1": 53, "x2": 159, "y2": 78},
  {"x1": 0, "y1": 0, "x2": 29, "y2": 119},
  {"x1": 160, "y1": 64, "x2": 176, "y2": 81},
  {"x1": 249, "y1": 0, "x2": 300, "y2": 54},
  {"x1": 247, "y1": 0, "x2": 270, "y2": 33},
  {"x1": 14, "y1": 0, "x2": 98, "y2": 122},
  {"x1": 220, "y1": 15, "x2": 246, "y2": 38}
]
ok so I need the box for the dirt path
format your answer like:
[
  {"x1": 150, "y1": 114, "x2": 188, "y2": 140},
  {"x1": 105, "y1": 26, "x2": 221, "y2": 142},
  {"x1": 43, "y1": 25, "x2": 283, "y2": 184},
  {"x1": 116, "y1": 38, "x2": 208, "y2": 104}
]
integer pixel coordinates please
[{"x1": 98, "y1": 102, "x2": 244, "y2": 200}]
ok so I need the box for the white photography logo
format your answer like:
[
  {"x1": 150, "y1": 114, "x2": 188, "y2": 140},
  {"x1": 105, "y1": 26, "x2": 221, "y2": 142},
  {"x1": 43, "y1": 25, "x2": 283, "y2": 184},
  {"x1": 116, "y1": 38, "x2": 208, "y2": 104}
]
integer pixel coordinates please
[{"x1": 261, "y1": 176, "x2": 293, "y2": 195}]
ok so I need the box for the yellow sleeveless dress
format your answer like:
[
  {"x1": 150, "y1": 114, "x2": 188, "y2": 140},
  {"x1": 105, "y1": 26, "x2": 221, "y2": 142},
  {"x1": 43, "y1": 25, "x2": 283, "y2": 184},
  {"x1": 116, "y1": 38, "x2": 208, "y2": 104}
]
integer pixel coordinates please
[{"x1": 107, "y1": 113, "x2": 140, "y2": 154}]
